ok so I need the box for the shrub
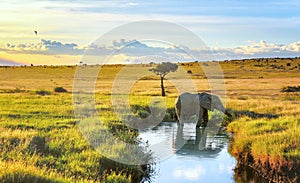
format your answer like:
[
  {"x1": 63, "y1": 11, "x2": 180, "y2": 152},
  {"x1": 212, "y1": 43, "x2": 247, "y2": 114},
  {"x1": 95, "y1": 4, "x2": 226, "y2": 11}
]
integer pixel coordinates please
[
  {"x1": 164, "y1": 107, "x2": 177, "y2": 122},
  {"x1": 209, "y1": 110, "x2": 226, "y2": 126},
  {"x1": 237, "y1": 96, "x2": 248, "y2": 100},
  {"x1": 28, "y1": 136, "x2": 48, "y2": 154},
  {"x1": 35, "y1": 90, "x2": 51, "y2": 96},
  {"x1": 138, "y1": 110, "x2": 150, "y2": 118},
  {"x1": 54, "y1": 87, "x2": 68, "y2": 93},
  {"x1": 2, "y1": 87, "x2": 26, "y2": 93},
  {"x1": 281, "y1": 86, "x2": 300, "y2": 92}
]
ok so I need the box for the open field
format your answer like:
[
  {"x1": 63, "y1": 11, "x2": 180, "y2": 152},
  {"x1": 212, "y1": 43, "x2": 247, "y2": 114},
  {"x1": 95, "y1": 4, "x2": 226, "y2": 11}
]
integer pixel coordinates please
[{"x1": 0, "y1": 57, "x2": 299, "y2": 182}]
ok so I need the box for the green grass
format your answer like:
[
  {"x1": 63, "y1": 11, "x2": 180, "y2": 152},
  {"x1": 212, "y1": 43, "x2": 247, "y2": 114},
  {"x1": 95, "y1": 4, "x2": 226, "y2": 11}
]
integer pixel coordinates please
[
  {"x1": 0, "y1": 161, "x2": 70, "y2": 183},
  {"x1": 0, "y1": 58, "x2": 299, "y2": 182},
  {"x1": 0, "y1": 93, "x2": 150, "y2": 182},
  {"x1": 226, "y1": 117, "x2": 300, "y2": 182},
  {"x1": 227, "y1": 117, "x2": 300, "y2": 160}
]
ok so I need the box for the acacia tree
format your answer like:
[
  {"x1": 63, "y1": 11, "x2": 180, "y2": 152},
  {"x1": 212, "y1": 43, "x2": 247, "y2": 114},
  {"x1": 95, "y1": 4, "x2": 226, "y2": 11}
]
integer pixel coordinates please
[{"x1": 149, "y1": 62, "x2": 178, "y2": 96}]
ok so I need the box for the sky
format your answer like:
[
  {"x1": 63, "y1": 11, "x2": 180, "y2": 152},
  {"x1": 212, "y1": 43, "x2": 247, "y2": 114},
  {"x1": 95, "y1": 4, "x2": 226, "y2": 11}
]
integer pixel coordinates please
[{"x1": 1, "y1": 0, "x2": 300, "y2": 65}]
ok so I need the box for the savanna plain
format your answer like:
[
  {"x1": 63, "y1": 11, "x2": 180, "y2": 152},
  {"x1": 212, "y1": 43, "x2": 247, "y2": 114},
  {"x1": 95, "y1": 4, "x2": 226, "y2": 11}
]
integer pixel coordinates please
[{"x1": 0, "y1": 58, "x2": 299, "y2": 183}]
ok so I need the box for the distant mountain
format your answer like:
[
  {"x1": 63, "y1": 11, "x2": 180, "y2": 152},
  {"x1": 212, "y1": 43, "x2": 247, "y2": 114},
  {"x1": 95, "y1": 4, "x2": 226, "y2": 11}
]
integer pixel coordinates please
[{"x1": 0, "y1": 59, "x2": 23, "y2": 66}]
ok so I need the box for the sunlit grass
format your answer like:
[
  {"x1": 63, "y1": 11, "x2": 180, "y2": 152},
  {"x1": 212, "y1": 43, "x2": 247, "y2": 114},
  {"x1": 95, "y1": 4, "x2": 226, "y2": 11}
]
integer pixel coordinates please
[
  {"x1": 0, "y1": 160, "x2": 71, "y2": 183},
  {"x1": 227, "y1": 117, "x2": 300, "y2": 160},
  {"x1": 0, "y1": 59, "x2": 299, "y2": 182},
  {"x1": 0, "y1": 93, "x2": 145, "y2": 182}
]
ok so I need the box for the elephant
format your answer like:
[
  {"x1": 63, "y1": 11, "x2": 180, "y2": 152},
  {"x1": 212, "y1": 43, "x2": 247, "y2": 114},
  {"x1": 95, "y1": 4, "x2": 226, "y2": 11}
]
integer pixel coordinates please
[{"x1": 175, "y1": 92, "x2": 231, "y2": 128}]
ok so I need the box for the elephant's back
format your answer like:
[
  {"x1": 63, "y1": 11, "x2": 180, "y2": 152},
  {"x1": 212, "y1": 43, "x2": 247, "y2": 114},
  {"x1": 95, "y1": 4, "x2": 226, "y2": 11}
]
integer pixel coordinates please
[
  {"x1": 179, "y1": 92, "x2": 198, "y2": 101},
  {"x1": 178, "y1": 92, "x2": 199, "y2": 112}
]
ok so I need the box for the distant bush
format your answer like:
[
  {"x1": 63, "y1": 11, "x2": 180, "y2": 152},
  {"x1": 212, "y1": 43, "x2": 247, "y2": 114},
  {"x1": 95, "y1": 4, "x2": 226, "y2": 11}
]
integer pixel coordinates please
[
  {"x1": 281, "y1": 86, "x2": 300, "y2": 92},
  {"x1": 237, "y1": 96, "x2": 248, "y2": 100},
  {"x1": 28, "y1": 136, "x2": 48, "y2": 154},
  {"x1": 12, "y1": 87, "x2": 22, "y2": 93},
  {"x1": 54, "y1": 87, "x2": 68, "y2": 93},
  {"x1": 1, "y1": 87, "x2": 26, "y2": 93},
  {"x1": 35, "y1": 90, "x2": 51, "y2": 96}
]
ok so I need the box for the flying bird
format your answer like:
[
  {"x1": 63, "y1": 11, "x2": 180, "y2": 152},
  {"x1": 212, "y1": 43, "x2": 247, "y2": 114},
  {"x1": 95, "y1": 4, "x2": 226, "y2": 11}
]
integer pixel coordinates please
[{"x1": 34, "y1": 30, "x2": 37, "y2": 35}]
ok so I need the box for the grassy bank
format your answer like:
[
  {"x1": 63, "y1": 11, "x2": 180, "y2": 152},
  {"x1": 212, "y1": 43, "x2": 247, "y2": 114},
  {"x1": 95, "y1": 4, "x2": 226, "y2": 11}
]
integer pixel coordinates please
[
  {"x1": 227, "y1": 117, "x2": 299, "y2": 182},
  {"x1": 226, "y1": 95, "x2": 300, "y2": 182},
  {"x1": 0, "y1": 93, "x2": 153, "y2": 183}
]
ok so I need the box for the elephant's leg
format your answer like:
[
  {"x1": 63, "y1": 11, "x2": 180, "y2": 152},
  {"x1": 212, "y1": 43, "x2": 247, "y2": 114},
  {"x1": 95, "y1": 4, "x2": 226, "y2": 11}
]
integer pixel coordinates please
[
  {"x1": 202, "y1": 109, "x2": 208, "y2": 127},
  {"x1": 196, "y1": 108, "x2": 203, "y2": 128},
  {"x1": 177, "y1": 111, "x2": 185, "y2": 126},
  {"x1": 178, "y1": 114, "x2": 184, "y2": 126},
  {"x1": 178, "y1": 118, "x2": 184, "y2": 126},
  {"x1": 175, "y1": 97, "x2": 182, "y2": 126},
  {"x1": 176, "y1": 112, "x2": 181, "y2": 126},
  {"x1": 198, "y1": 128, "x2": 207, "y2": 150},
  {"x1": 174, "y1": 125, "x2": 184, "y2": 149}
]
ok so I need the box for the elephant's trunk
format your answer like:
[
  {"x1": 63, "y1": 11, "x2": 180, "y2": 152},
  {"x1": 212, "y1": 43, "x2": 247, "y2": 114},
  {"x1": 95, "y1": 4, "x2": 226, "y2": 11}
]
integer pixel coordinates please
[
  {"x1": 214, "y1": 104, "x2": 226, "y2": 114},
  {"x1": 215, "y1": 105, "x2": 232, "y2": 118},
  {"x1": 224, "y1": 109, "x2": 232, "y2": 118}
]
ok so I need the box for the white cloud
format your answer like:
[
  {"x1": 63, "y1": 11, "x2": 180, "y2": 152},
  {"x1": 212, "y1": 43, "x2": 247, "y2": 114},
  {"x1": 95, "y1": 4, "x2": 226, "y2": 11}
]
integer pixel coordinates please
[
  {"x1": 2, "y1": 39, "x2": 83, "y2": 55},
  {"x1": 1, "y1": 0, "x2": 300, "y2": 49},
  {"x1": 211, "y1": 40, "x2": 300, "y2": 60},
  {"x1": 218, "y1": 163, "x2": 235, "y2": 174},
  {"x1": 126, "y1": 2, "x2": 139, "y2": 6},
  {"x1": 233, "y1": 40, "x2": 282, "y2": 55},
  {"x1": 2, "y1": 38, "x2": 300, "y2": 65},
  {"x1": 173, "y1": 165, "x2": 206, "y2": 181}
]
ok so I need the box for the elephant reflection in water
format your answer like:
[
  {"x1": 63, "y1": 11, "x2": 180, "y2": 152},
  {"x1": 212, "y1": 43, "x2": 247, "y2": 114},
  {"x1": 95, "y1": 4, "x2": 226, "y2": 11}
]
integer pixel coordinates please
[
  {"x1": 173, "y1": 125, "x2": 224, "y2": 157},
  {"x1": 175, "y1": 92, "x2": 231, "y2": 128}
]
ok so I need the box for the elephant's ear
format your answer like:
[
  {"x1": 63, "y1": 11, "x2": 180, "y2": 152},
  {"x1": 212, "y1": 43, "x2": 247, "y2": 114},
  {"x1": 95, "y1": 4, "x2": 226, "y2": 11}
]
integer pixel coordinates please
[{"x1": 200, "y1": 93, "x2": 212, "y2": 110}]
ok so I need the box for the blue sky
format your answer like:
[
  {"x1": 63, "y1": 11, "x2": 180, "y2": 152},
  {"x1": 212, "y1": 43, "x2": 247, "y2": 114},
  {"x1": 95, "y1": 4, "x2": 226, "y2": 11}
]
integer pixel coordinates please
[{"x1": 0, "y1": 0, "x2": 300, "y2": 65}]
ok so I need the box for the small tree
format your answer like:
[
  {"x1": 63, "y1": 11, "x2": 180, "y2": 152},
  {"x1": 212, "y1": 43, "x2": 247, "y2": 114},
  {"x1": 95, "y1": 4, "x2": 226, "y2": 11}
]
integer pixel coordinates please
[{"x1": 149, "y1": 62, "x2": 178, "y2": 96}]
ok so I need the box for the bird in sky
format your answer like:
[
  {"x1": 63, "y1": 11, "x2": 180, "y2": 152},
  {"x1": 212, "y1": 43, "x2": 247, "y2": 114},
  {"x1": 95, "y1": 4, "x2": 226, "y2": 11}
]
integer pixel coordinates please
[{"x1": 34, "y1": 30, "x2": 37, "y2": 35}]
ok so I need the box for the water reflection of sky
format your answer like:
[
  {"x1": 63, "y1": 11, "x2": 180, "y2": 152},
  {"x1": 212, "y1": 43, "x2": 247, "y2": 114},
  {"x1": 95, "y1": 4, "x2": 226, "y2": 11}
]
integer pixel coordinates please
[{"x1": 139, "y1": 122, "x2": 236, "y2": 183}]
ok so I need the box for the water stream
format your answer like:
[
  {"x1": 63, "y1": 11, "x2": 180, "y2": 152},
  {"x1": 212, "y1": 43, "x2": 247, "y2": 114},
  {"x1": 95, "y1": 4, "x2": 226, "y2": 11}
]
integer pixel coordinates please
[{"x1": 139, "y1": 122, "x2": 236, "y2": 183}]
